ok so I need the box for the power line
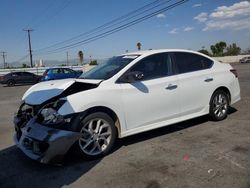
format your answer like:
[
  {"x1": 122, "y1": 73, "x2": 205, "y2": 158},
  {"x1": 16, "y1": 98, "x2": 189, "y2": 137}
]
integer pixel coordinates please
[
  {"x1": 37, "y1": 0, "x2": 188, "y2": 54},
  {"x1": 35, "y1": 0, "x2": 167, "y2": 52},
  {"x1": 32, "y1": 0, "x2": 74, "y2": 29},
  {"x1": 27, "y1": 0, "x2": 58, "y2": 29},
  {"x1": 23, "y1": 29, "x2": 34, "y2": 67},
  {"x1": 12, "y1": 0, "x2": 73, "y2": 64},
  {"x1": 14, "y1": 54, "x2": 29, "y2": 63}
]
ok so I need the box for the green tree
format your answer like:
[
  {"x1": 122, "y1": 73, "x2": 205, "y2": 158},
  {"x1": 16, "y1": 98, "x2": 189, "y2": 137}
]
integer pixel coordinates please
[
  {"x1": 198, "y1": 49, "x2": 211, "y2": 56},
  {"x1": 22, "y1": 64, "x2": 30, "y2": 68},
  {"x1": 225, "y1": 43, "x2": 241, "y2": 56},
  {"x1": 89, "y1": 60, "x2": 98, "y2": 65},
  {"x1": 210, "y1": 41, "x2": 227, "y2": 56}
]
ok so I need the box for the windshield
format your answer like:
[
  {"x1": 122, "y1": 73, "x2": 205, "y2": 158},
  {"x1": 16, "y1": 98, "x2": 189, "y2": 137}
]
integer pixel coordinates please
[{"x1": 79, "y1": 55, "x2": 139, "y2": 80}]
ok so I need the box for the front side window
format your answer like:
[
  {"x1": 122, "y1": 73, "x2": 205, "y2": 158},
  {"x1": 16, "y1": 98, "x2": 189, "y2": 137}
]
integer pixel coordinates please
[
  {"x1": 80, "y1": 55, "x2": 139, "y2": 80},
  {"x1": 12, "y1": 72, "x2": 22, "y2": 76},
  {"x1": 48, "y1": 69, "x2": 60, "y2": 74},
  {"x1": 126, "y1": 53, "x2": 171, "y2": 81},
  {"x1": 63, "y1": 69, "x2": 74, "y2": 74},
  {"x1": 173, "y1": 52, "x2": 213, "y2": 74}
]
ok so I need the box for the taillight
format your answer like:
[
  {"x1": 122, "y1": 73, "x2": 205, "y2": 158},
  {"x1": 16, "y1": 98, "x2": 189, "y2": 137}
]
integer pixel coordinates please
[{"x1": 230, "y1": 69, "x2": 238, "y2": 78}]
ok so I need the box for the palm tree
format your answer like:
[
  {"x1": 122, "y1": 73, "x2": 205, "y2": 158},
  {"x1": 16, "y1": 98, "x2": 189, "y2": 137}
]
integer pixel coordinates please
[
  {"x1": 78, "y1": 51, "x2": 84, "y2": 65},
  {"x1": 137, "y1": 42, "x2": 142, "y2": 51}
]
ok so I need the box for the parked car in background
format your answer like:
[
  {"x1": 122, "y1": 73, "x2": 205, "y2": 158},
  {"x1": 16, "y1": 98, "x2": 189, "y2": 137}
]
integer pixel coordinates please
[
  {"x1": 14, "y1": 49, "x2": 240, "y2": 164},
  {"x1": 239, "y1": 56, "x2": 250, "y2": 63},
  {"x1": 40, "y1": 68, "x2": 82, "y2": 81},
  {"x1": 0, "y1": 72, "x2": 41, "y2": 86}
]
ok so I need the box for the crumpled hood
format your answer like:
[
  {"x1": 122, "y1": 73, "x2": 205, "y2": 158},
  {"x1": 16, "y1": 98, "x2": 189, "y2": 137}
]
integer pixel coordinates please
[{"x1": 23, "y1": 78, "x2": 102, "y2": 105}]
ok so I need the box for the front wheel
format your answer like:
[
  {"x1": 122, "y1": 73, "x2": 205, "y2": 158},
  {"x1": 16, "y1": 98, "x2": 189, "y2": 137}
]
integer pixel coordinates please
[
  {"x1": 7, "y1": 80, "x2": 15, "y2": 87},
  {"x1": 73, "y1": 112, "x2": 117, "y2": 159},
  {"x1": 209, "y1": 90, "x2": 229, "y2": 121}
]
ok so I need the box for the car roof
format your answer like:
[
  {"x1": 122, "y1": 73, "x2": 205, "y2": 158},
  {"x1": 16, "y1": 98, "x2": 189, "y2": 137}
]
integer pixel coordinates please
[
  {"x1": 10, "y1": 71, "x2": 33, "y2": 74},
  {"x1": 122, "y1": 49, "x2": 207, "y2": 56},
  {"x1": 121, "y1": 49, "x2": 214, "y2": 61},
  {"x1": 47, "y1": 67, "x2": 73, "y2": 70}
]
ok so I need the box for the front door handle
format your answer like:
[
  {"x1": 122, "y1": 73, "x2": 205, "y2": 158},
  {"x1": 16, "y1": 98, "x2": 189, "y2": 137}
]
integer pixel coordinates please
[
  {"x1": 166, "y1": 84, "x2": 178, "y2": 90},
  {"x1": 204, "y1": 78, "x2": 213, "y2": 82}
]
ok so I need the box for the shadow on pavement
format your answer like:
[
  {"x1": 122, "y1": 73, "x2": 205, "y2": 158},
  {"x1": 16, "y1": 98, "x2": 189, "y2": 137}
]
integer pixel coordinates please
[
  {"x1": 118, "y1": 107, "x2": 237, "y2": 147},
  {"x1": 117, "y1": 115, "x2": 209, "y2": 147},
  {"x1": 228, "y1": 106, "x2": 237, "y2": 114},
  {"x1": 0, "y1": 146, "x2": 101, "y2": 188},
  {"x1": 0, "y1": 108, "x2": 237, "y2": 188},
  {"x1": 3, "y1": 83, "x2": 35, "y2": 87}
]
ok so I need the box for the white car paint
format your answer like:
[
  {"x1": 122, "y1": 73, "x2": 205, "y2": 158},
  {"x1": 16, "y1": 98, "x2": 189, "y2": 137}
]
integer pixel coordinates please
[
  {"x1": 120, "y1": 75, "x2": 180, "y2": 130},
  {"x1": 22, "y1": 78, "x2": 102, "y2": 105},
  {"x1": 22, "y1": 49, "x2": 241, "y2": 138}
]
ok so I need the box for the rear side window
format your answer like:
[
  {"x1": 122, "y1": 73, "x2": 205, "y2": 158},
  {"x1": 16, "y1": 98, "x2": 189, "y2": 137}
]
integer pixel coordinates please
[
  {"x1": 128, "y1": 53, "x2": 172, "y2": 81},
  {"x1": 63, "y1": 69, "x2": 74, "y2": 74},
  {"x1": 173, "y1": 52, "x2": 213, "y2": 74}
]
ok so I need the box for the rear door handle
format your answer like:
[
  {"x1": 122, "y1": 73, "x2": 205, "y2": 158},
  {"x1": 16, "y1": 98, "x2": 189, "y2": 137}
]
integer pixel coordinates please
[
  {"x1": 166, "y1": 84, "x2": 178, "y2": 90},
  {"x1": 204, "y1": 78, "x2": 213, "y2": 82}
]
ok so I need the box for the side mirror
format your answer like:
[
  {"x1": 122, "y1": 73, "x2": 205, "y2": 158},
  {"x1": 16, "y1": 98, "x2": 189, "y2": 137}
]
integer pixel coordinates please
[{"x1": 119, "y1": 71, "x2": 144, "y2": 83}]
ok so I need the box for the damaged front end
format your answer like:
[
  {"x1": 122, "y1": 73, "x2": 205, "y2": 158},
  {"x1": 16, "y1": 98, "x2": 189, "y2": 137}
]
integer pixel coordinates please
[
  {"x1": 14, "y1": 79, "x2": 101, "y2": 164},
  {"x1": 14, "y1": 103, "x2": 40, "y2": 141}
]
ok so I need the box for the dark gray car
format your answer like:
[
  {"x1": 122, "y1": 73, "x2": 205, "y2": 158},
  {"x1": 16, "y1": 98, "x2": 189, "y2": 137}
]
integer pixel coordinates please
[{"x1": 0, "y1": 72, "x2": 41, "y2": 86}]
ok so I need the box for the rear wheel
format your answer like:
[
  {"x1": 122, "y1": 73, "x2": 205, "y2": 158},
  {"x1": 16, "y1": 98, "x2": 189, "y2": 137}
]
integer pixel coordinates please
[
  {"x1": 7, "y1": 80, "x2": 15, "y2": 87},
  {"x1": 209, "y1": 90, "x2": 229, "y2": 121},
  {"x1": 73, "y1": 112, "x2": 117, "y2": 159}
]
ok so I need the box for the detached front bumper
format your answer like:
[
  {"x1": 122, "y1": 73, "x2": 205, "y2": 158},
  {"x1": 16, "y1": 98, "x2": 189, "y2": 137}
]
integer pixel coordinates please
[{"x1": 14, "y1": 117, "x2": 81, "y2": 164}]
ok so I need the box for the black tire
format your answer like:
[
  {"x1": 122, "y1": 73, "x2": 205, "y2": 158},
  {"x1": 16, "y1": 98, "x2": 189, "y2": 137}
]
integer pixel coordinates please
[
  {"x1": 72, "y1": 112, "x2": 117, "y2": 160},
  {"x1": 7, "y1": 80, "x2": 15, "y2": 87},
  {"x1": 209, "y1": 90, "x2": 229, "y2": 121}
]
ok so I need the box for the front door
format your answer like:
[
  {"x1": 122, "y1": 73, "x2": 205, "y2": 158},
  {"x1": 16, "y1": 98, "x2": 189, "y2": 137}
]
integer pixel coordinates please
[{"x1": 119, "y1": 53, "x2": 180, "y2": 131}]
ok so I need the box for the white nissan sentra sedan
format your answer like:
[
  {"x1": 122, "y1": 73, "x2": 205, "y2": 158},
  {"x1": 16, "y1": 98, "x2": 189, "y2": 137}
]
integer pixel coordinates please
[{"x1": 14, "y1": 49, "x2": 240, "y2": 164}]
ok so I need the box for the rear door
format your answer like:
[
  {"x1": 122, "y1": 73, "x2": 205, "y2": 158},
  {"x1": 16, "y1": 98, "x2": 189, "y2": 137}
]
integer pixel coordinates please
[
  {"x1": 172, "y1": 52, "x2": 214, "y2": 115},
  {"x1": 119, "y1": 53, "x2": 181, "y2": 130},
  {"x1": 56, "y1": 68, "x2": 66, "y2": 79},
  {"x1": 49, "y1": 68, "x2": 64, "y2": 80},
  {"x1": 63, "y1": 68, "x2": 77, "y2": 78}
]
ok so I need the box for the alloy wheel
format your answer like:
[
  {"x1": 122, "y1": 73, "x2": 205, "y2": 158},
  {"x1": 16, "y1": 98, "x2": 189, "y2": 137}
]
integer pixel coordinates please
[
  {"x1": 79, "y1": 118, "x2": 112, "y2": 156},
  {"x1": 212, "y1": 93, "x2": 228, "y2": 118}
]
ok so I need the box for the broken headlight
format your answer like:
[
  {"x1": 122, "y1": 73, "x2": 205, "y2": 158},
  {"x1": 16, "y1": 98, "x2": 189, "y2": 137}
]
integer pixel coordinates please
[
  {"x1": 39, "y1": 99, "x2": 67, "y2": 125},
  {"x1": 40, "y1": 108, "x2": 64, "y2": 124}
]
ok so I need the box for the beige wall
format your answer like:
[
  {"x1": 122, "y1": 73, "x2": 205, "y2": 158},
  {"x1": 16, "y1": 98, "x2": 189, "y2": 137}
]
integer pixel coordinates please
[{"x1": 213, "y1": 55, "x2": 250, "y2": 63}]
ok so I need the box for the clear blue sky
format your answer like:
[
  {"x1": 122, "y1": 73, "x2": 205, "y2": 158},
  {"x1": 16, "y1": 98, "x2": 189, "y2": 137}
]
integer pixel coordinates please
[{"x1": 0, "y1": 0, "x2": 249, "y2": 63}]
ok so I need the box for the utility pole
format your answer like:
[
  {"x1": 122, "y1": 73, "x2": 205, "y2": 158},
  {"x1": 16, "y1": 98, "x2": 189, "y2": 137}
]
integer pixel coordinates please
[
  {"x1": 0, "y1": 52, "x2": 7, "y2": 68},
  {"x1": 23, "y1": 29, "x2": 33, "y2": 67},
  {"x1": 66, "y1": 51, "x2": 69, "y2": 66}
]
